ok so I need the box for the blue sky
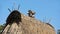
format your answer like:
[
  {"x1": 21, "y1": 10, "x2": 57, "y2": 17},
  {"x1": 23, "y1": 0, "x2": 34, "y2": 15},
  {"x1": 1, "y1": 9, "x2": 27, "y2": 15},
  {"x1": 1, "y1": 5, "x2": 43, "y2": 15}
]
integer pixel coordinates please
[{"x1": 0, "y1": 0, "x2": 60, "y2": 33}]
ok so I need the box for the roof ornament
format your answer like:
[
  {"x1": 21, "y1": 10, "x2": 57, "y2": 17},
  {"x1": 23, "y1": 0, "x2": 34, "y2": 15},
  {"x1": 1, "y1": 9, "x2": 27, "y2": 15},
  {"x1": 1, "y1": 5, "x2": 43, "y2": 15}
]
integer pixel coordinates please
[
  {"x1": 8, "y1": 8, "x2": 11, "y2": 12},
  {"x1": 18, "y1": 4, "x2": 20, "y2": 10},
  {"x1": 8, "y1": 2, "x2": 20, "y2": 12}
]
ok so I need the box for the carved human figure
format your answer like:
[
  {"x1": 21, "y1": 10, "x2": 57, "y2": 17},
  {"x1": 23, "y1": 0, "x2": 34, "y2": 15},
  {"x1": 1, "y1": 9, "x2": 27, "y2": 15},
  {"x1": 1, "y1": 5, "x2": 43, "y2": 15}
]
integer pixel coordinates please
[{"x1": 28, "y1": 10, "x2": 35, "y2": 18}]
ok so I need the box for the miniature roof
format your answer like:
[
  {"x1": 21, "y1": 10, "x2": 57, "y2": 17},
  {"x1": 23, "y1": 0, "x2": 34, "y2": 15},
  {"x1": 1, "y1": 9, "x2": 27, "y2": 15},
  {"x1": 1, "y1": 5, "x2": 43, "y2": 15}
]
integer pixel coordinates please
[
  {"x1": 6, "y1": 10, "x2": 21, "y2": 25},
  {"x1": 46, "y1": 23, "x2": 54, "y2": 28}
]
